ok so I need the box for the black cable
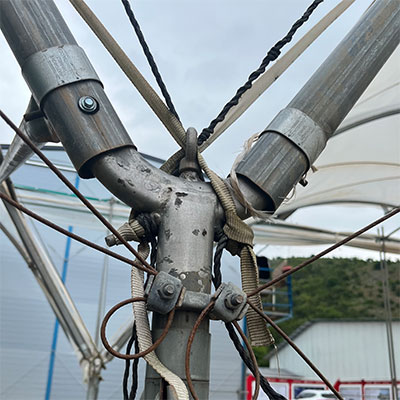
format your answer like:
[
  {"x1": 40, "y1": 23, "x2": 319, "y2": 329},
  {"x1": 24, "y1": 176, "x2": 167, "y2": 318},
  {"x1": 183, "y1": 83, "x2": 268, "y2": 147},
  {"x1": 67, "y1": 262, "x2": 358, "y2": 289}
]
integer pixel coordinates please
[
  {"x1": 212, "y1": 233, "x2": 228, "y2": 289},
  {"x1": 197, "y1": 0, "x2": 324, "y2": 146},
  {"x1": 129, "y1": 332, "x2": 140, "y2": 400},
  {"x1": 123, "y1": 323, "x2": 138, "y2": 400},
  {"x1": 136, "y1": 213, "x2": 158, "y2": 266},
  {"x1": 212, "y1": 233, "x2": 283, "y2": 398},
  {"x1": 120, "y1": 0, "x2": 181, "y2": 121},
  {"x1": 225, "y1": 322, "x2": 287, "y2": 400}
]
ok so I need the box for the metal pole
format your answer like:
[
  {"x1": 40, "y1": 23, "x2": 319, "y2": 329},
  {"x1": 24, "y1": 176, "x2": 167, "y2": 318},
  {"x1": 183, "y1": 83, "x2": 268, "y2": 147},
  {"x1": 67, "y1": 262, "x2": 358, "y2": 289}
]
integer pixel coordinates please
[
  {"x1": 379, "y1": 228, "x2": 398, "y2": 400},
  {"x1": 86, "y1": 199, "x2": 115, "y2": 400},
  {"x1": 0, "y1": 179, "x2": 99, "y2": 368},
  {"x1": 144, "y1": 184, "x2": 217, "y2": 399},
  {"x1": 45, "y1": 174, "x2": 80, "y2": 400},
  {"x1": 94, "y1": 198, "x2": 115, "y2": 348},
  {"x1": 234, "y1": 0, "x2": 400, "y2": 215}
]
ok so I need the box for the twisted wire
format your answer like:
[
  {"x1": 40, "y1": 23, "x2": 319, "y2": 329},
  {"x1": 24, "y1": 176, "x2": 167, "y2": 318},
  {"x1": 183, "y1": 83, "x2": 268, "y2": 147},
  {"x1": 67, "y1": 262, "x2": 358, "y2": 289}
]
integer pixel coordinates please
[
  {"x1": 212, "y1": 233, "x2": 228, "y2": 289},
  {"x1": 212, "y1": 232, "x2": 283, "y2": 398},
  {"x1": 123, "y1": 322, "x2": 139, "y2": 400},
  {"x1": 121, "y1": 0, "x2": 180, "y2": 120},
  {"x1": 197, "y1": 0, "x2": 324, "y2": 145},
  {"x1": 136, "y1": 213, "x2": 158, "y2": 266},
  {"x1": 225, "y1": 322, "x2": 286, "y2": 400}
]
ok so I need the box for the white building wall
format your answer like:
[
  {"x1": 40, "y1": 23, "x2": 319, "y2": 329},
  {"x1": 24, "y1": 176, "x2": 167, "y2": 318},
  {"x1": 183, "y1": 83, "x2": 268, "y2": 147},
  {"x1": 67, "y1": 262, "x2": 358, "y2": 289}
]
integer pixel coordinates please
[{"x1": 269, "y1": 321, "x2": 400, "y2": 381}]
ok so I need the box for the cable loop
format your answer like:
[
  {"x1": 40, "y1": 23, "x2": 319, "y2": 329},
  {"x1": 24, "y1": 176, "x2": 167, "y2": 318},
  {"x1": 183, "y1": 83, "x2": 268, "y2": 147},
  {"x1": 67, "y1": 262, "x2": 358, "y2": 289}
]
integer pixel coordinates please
[{"x1": 100, "y1": 297, "x2": 176, "y2": 360}]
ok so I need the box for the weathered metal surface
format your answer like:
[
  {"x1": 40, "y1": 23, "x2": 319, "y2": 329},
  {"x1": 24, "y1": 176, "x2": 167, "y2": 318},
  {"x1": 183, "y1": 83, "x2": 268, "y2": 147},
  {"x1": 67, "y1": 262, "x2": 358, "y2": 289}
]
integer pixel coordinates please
[
  {"x1": 289, "y1": 0, "x2": 400, "y2": 136},
  {"x1": 212, "y1": 282, "x2": 248, "y2": 323},
  {"x1": 265, "y1": 108, "x2": 327, "y2": 169},
  {"x1": 180, "y1": 291, "x2": 212, "y2": 313},
  {"x1": 144, "y1": 177, "x2": 217, "y2": 399},
  {"x1": 0, "y1": 0, "x2": 135, "y2": 179},
  {"x1": 22, "y1": 44, "x2": 101, "y2": 105},
  {"x1": 146, "y1": 271, "x2": 184, "y2": 315},
  {"x1": 43, "y1": 81, "x2": 135, "y2": 178}
]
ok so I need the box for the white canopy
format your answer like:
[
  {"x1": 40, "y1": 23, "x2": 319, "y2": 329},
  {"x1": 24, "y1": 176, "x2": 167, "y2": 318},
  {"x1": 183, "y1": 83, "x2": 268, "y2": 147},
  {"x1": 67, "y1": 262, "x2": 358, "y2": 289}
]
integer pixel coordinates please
[{"x1": 276, "y1": 45, "x2": 400, "y2": 217}]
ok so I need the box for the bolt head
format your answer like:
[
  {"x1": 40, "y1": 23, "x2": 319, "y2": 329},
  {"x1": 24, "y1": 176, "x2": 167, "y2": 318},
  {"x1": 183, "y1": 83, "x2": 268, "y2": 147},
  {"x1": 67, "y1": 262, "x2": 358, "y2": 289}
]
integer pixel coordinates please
[
  {"x1": 231, "y1": 294, "x2": 244, "y2": 306},
  {"x1": 78, "y1": 96, "x2": 98, "y2": 113},
  {"x1": 162, "y1": 283, "x2": 175, "y2": 297},
  {"x1": 225, "y1": 293, "x2": 244, "y2": 310}
]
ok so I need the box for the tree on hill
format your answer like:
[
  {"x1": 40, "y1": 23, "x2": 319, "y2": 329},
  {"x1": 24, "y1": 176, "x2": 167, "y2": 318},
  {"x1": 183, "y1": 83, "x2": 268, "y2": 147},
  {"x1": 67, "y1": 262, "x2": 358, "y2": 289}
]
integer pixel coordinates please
[{"x1": 253, "y1": 257, "x2": 400, "y2": 365}]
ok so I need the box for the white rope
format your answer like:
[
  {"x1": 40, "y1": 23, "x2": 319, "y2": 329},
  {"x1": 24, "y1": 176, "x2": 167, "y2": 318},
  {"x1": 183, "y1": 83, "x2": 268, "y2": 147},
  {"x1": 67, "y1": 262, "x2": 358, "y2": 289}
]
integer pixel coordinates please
[{"x1": 130, "y1": 244, "x2": 189, "y2": 400}]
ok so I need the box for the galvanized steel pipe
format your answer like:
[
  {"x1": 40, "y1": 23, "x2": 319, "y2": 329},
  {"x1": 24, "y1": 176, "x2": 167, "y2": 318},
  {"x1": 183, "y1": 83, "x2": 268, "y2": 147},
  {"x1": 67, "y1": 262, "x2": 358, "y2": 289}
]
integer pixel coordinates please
[{"x1": 234, "y1": 0, "x2": 400, "y2": 213}]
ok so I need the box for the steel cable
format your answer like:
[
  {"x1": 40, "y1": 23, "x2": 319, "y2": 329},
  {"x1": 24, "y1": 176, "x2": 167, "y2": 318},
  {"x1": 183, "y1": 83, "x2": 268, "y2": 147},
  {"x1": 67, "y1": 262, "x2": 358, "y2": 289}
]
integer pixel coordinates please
[
  {"x1": 197, "y1": 0, "x2": 324, "y2": 146},
  {"x1": 0, "y1": 191, "x2": 154, "y2": 274},
  {"x1": 224, "y1": 322, "x2": 287, "y2": 400},
  {"x1": 100, "y1": 297, "x2": 176, "y2": 360},
  {"x1": 0, "y1": 109, "x2": 157, "y2": 274},
  {"x1": 247, "y1": 299, "x2": 344, "y2": 400},
  {"x1": 232, "y1": 320, "x2": 260, "y2": 400},
  {"x1": 249, "y1": 206, "x2": 400, "y2": 297}
]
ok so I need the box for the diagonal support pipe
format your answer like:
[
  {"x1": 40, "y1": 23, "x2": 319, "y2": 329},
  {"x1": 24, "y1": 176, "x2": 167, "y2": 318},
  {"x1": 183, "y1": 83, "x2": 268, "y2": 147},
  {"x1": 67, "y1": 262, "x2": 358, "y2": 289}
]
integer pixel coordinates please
[
  {"x1": 233, "y1": 0, "x2": 400, "y2": 215},
  {"x1": 0, "y1": 97, "x2": 58, "y2": 184},
  {"x1": 0, "y1": 179, "x2": 100, "y2": 365}
]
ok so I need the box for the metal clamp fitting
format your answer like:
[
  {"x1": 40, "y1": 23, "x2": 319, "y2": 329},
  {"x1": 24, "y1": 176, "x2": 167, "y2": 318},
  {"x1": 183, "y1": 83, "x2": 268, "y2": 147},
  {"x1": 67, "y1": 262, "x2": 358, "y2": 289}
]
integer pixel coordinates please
[
  {"x1": 22, "y1": 44, "x2": 101, "y2": 106},
  {"x1": 146, "y1": 271, "x2": 183, "y2": 314},
  {"x1": 211, "y1": 282, "x2": 248, "y2": 323},
  {"x1": 265, "y1": 107, "x2": 327, "y2": 169}
]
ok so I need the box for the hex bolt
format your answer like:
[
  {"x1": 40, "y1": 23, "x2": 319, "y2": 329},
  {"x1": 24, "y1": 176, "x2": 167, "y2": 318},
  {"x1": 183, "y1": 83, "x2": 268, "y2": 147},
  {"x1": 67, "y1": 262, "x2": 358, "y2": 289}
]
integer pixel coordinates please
[
  {"x1": 78, "y1": 96, "x2": 98, "y2": 114},
  {"x1": 160, "y1": 283, "x2": 175, "y2": 299},
  {"x1": 231, "y1": 294, "x2": 244, "y2": 307},
  {"x1": 225, "y1": 293, "x2": 244, "y2": 310}
]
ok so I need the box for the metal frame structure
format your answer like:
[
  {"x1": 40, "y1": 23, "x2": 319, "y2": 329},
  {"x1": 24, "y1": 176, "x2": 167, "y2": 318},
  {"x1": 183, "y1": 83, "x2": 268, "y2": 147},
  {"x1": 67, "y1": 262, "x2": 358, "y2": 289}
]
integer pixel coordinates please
[{"x1": 0, "y1": 0, "x2": 399, "y2": 399}]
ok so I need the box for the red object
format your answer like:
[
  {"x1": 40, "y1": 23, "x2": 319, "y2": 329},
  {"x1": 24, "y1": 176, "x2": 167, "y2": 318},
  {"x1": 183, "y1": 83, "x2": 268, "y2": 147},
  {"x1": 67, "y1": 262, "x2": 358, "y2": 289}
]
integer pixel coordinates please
[{"x1": 246, "y1": 375, "x2": 400, "y2": 400}]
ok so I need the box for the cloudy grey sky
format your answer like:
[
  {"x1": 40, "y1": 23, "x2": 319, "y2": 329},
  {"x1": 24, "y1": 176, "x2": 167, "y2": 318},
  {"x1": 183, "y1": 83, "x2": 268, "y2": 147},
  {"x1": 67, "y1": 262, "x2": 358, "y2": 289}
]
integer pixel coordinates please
[{"x1": 0, "y1": 0, "x2": 398, "y2": 259}]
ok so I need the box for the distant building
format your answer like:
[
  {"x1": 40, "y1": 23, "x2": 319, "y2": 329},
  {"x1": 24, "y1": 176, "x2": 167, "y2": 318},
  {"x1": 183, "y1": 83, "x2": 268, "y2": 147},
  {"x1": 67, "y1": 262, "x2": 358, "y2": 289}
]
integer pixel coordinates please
[
  {"x1": 246, "y1": 320, "x2": 400, "y2": 399},
  {"x1": 266, "y1": 320, "x2": 399, "y2": 381}
]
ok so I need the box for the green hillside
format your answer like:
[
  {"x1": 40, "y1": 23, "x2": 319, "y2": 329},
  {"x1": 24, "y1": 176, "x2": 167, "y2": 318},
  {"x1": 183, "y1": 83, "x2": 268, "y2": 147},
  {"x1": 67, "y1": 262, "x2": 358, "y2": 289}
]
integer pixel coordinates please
[{"x1": 254, "y1": 257, "x2": 400, "y2": 365}]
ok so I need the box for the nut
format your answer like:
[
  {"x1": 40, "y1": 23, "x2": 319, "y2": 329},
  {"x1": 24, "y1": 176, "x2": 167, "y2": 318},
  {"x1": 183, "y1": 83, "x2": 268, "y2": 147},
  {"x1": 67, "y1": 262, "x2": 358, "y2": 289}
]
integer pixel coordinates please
[{"x1": 78, "y1": 96, "x2": 98, "y2": 113}]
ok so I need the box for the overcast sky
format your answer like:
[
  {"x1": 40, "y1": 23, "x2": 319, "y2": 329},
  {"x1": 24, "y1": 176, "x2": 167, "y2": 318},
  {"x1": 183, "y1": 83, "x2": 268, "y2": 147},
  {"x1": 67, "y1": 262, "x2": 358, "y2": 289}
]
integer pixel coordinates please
[{"x1": 0, "y1": 0, "x2": 399, "y2": 260}]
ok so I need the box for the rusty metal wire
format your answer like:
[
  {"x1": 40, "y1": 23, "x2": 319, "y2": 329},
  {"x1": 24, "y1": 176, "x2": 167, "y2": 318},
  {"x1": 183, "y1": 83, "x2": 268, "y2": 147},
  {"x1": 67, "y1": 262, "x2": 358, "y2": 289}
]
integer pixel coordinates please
[
  {"x1": 100, "y1": 297, "x2": 176, "y2": 360},
  {"x1": 185, "y1": 299, "x2": 215, "y2": 400},
  {"x1": 249, "y1": 206, "x2": 400, "y2": 297},
  {"x1": 247, "y1": 299, "x2": 344, "y2": 400},
  {"x1": 0, "y1": 191, "x2": 155, "y2": 275},
  {"x1": 0, "y1": 109, "x2": 157, "y2": 274},
  {"x1": 232, "y1": 320, "x2": 260, "y2": 400}
]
